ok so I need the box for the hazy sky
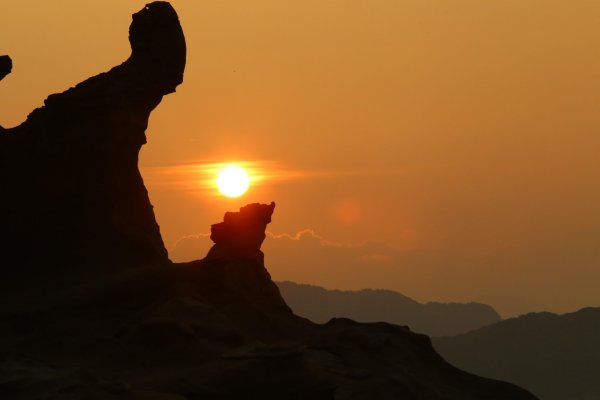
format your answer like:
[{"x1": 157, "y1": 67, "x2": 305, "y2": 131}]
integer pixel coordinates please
[{"x1": 2, "y1": 1, "x2": 600, "y2": 316}]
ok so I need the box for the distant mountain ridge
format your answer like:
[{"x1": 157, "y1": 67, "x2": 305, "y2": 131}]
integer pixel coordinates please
[
  {"x1": 276, "y1": 281, "x2": 501, "y2": 337},
  {"x1": 433, "y1": 307, "x2": 600, "y2": 400}
]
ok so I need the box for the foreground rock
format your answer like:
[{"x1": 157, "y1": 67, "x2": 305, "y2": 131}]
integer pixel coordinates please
[
  {"x1": 0, "y1": 3, "x2": 537, "y2": 399},
  {"x1": 0, "y1": 203, "x2": 537, "y2": 399},
  {"x1": 209, "y1": 202, "x2": 276, "y2": 259},
  {"x1": 0, "y1": 2, "x2": 185, "y2": 275}
]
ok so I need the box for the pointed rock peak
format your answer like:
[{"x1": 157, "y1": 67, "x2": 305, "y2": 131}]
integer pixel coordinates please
[
  {"x1": 209, "y1": 202, "x2": 276, "y2": 259},
  {"x1": 129, "y1": 1, "x2": 186, "y2": 92}
]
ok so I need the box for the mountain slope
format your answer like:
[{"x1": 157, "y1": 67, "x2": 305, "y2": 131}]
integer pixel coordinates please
[
  {"x1": 277, "y1": 281, "x2": 501, "y2": 337},
  {"x1": 433, "y1": 307, "x2": 600, "y2": 400}
]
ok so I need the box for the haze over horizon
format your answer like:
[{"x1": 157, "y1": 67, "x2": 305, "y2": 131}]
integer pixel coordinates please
[{"x1": 2, "y1": 0, "x2": 600, "y2": 317}]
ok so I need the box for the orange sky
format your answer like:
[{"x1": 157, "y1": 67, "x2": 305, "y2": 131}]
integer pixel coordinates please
[{"x1": 2, "y1": 0, "x2": 600, "y2": 316}]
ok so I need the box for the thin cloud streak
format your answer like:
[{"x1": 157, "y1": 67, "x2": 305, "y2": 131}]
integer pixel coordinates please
[{"x1": 142, "y1": 160, "x2": 408, "y2": 195}]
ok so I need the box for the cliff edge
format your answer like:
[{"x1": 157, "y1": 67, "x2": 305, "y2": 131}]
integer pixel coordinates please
[{"x1": 0, "y1": 2, "x2": 185, "y2": 276}]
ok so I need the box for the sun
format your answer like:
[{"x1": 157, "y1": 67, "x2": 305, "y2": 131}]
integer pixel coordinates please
[{"x1": 216, "y1": 166, "x2": 250, "y2": 197}]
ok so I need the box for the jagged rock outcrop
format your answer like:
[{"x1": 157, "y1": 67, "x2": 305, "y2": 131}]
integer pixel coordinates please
[
  {"x1": 0, "y1": 3, "x2": 538, "y2": 399},
  {"x1": 0, "y1": 203, "x2": 538, "y2": 400},
  {"x1": 0, "y1": 2, "x2": 185, "y2": 276},
  {"x1": 0, "y1": 55, "x2": 11, "y2": 82},
  {"x1": 209, "y1": 202, "x2": 276, "y2": 259}
]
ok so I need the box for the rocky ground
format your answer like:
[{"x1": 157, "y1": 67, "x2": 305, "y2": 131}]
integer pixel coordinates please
[{"x1": 0, "y1": 203, "x2": 538, "y2": 399}]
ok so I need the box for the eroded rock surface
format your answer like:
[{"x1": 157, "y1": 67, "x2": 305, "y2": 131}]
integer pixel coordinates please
[
  {"x1": 209, "y1": 202, "x2": 276, "y2": 259},
  {"x1": 0, "y1": 2, "x2": 185, "y2": 276}
]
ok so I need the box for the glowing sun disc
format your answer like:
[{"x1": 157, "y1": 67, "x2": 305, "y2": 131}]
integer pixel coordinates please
[{"x1": 217, "y1": 166, "x2": 250, "y2": 197}]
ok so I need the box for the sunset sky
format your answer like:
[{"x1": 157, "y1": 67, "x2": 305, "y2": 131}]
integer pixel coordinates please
[{"x1": 2, "y1": 0, "x2": 600, "y2": 317}]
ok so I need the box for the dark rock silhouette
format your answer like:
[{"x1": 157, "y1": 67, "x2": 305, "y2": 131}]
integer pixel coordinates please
[
  {"x1": 0, "y1": 202, "x2": 538, "y2": 400},
  {"x1": 277, "y1": 281, "x2": 501, "y2": 337},
  {"x1": 0, "y1": 2, "x2": 185, "y2": 276},
  {"x1": 209, "y1": 202, "x2": 276, "y2": 259},
  {"x1": 433, "y1": 307, "x2": 600, "y2": 400},
  {"x1": 0, "y1": 3, "x2": 538, "y2": 399},
  {"x1": 0, "y1": 55, "x2": 11, "y2": 82}
]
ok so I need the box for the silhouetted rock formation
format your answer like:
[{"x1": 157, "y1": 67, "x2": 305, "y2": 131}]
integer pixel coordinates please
[
  {"x1": 0, "y1": 3, "x2": 538, "y2": 399},
  {"x1": 209, "y1": 202, "x2": 276, "y2": 260},
  {"x1": 0, "y1": 202, "x2": 538, "y2": 400},
  {"x1": 0, "y1": 55, "x2": 11, "y2": 82},
  {"x1": 0, "y1": 2, "x2": 185, "y2": 275},
  {"x1": 433, "y1": 307, "x2": 600, "y2": 400},
  {"x1": 277, "y1": 281, "x2": 501, "y2": 336}
]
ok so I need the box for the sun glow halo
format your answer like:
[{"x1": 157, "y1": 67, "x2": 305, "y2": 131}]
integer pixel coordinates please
[{"x1": 216, "y1": 166, "x2": 250, "y2": 197}]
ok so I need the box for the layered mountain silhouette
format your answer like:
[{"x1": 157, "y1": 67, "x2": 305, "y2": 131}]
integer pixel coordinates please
[
  {"x1": 433, "y1": 307, "x2": 600, "y2": 400},
  {"x1": 277, "y1": 281, "x2": 501, "y2": 337},
  {"x1": 0, "y1": 2, "x2": 538, "y2": 399}
]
